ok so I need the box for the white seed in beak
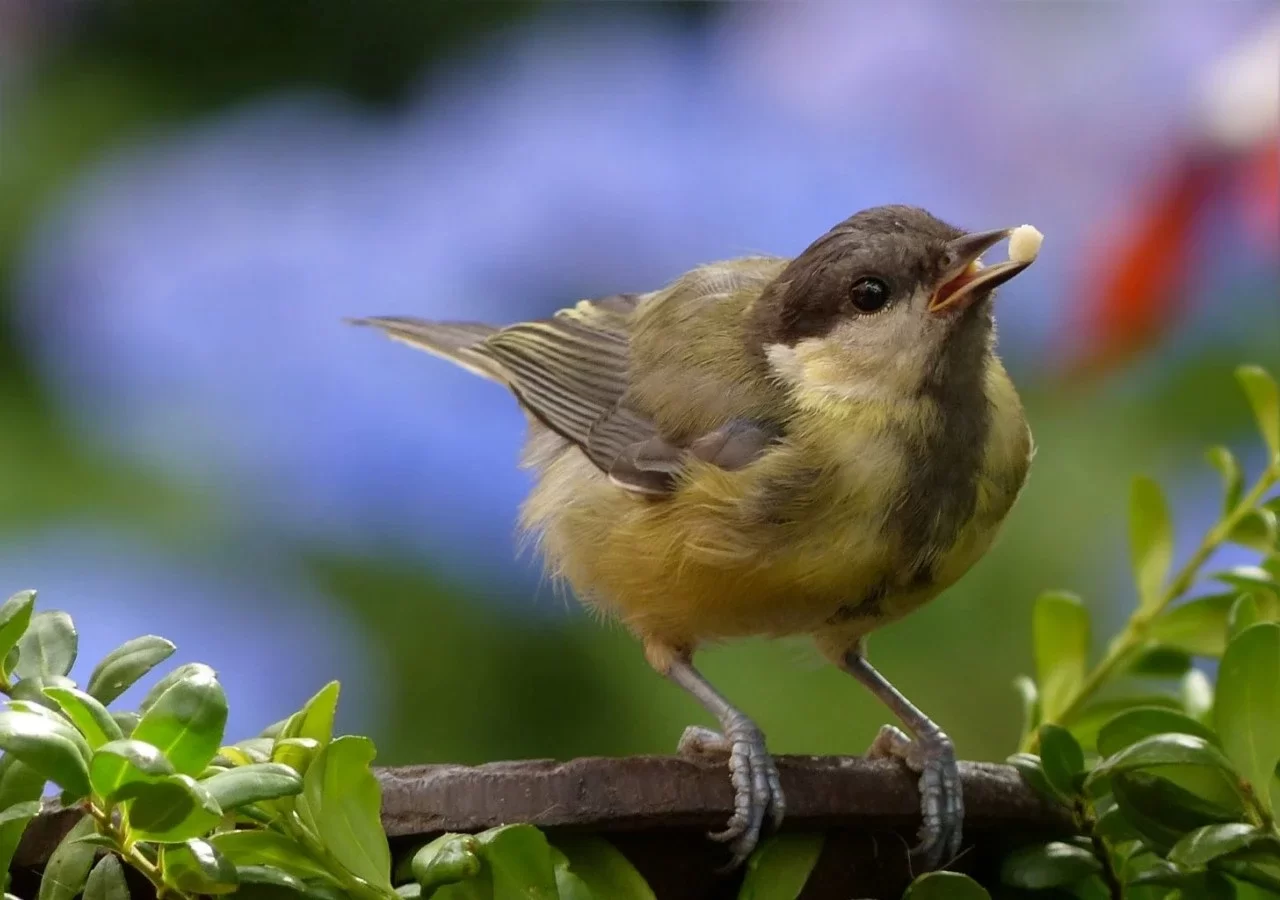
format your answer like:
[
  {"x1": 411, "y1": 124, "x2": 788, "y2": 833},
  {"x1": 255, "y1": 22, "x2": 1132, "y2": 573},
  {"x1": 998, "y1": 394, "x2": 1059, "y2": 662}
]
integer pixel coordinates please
[{"x1": 1008, "y1": 225, "x2": 1044, "y2": 264}]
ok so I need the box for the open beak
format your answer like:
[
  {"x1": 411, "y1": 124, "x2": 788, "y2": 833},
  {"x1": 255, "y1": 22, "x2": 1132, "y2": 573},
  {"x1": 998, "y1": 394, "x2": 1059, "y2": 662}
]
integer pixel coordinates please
[{"x1": 930, "y1": 227, "x2": 1037, "y2": 314}]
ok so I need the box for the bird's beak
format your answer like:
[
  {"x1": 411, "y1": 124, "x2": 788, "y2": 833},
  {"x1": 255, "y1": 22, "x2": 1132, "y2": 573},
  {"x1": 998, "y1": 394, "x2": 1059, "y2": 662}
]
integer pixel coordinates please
[{"x1": 930, "y1": 227, "x2": 1038, "y2": 314}]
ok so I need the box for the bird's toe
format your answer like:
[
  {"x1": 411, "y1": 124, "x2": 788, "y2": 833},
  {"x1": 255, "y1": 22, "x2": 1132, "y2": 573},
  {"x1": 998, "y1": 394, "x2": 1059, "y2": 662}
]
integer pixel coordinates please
[
  {"x1": 910, "y1": 734, "x2": 963, "y2": 870},
  {"x1": 707, "y1": 722, "x2": 785, "y2": 871}
]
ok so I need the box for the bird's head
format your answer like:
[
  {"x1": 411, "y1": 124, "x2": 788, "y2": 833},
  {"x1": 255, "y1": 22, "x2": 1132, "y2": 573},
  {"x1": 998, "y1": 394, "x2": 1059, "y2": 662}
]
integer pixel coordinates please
[{"x1": 753, "y1": 205, "x2": 1040, "y2": 405}]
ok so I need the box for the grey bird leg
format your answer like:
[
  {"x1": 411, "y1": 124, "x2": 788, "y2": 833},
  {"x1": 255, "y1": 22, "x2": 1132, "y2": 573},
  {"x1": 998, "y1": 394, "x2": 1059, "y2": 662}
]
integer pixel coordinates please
[
  {"x1": 666, "y1": 656, "x2": 785, "y2": 869},
  {"x1": 841, "y1": 652, "x2": 963, "y2": 869}
]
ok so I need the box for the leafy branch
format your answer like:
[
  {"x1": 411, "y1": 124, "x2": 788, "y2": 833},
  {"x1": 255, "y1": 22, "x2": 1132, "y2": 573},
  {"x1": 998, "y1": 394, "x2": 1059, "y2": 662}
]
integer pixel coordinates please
[
  {"x1": 1000, "y1": 364, "x2": 1280, "y2": 898},
  {"x1": 1047, "y1": 372, "x2": 1280, "y2": 732}
]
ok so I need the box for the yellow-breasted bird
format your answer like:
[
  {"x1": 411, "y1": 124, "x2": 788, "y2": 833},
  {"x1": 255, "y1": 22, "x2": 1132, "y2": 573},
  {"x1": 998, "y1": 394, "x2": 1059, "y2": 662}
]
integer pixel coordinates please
[{"x1": 352, "y1": 205, "x2": 1041, "y2": 870}]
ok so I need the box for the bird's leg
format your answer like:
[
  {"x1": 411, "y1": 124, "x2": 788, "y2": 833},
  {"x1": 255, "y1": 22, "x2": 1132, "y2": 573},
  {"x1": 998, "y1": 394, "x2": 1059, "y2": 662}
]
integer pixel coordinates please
[
  {"x1": 649, "y1": 643, "x2": 784, "y2": 869},
  {"x1": 840, "y1": 650, "x2": 963, "y2": 869}
]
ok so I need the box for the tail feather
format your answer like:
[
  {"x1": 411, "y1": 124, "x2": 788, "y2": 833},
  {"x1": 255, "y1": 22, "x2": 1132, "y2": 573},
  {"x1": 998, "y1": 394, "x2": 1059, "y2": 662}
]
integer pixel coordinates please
[{"x1": 349, "y1": 316, "x2": 507, "y2": 383}]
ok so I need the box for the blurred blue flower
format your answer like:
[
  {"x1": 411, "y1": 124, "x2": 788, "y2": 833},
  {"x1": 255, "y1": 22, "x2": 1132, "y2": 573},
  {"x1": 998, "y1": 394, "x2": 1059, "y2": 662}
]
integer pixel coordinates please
[
  {"x1": 13, "y1": 2, "x2": 1271, "y2": 594},
  {"x1": 0, "y1": 526, "x2": 388, "y2": 741}
]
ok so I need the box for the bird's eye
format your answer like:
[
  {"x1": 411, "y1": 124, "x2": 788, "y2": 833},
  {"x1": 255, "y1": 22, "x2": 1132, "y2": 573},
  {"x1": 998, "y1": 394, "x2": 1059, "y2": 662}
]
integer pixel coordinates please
[{"x1": 849, "y1": 277, "x2": 890, "y2": 313}]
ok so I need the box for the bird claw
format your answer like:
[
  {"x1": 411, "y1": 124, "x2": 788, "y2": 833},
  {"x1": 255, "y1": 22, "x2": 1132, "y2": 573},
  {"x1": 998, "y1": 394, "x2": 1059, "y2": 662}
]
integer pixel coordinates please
[
  {"x1": 677, "y1": 721, "x2": 785, "y2": 869},
  {"x1": 867, "y1": 724, "x2": 963, "y2": 869}
]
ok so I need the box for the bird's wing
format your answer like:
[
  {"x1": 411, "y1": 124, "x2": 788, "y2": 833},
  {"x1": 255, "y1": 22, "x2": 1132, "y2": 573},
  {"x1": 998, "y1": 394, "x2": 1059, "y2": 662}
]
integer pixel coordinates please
[
  {"x1": 480, "y1": 298, "x2": 646, "y2": 472},
  {"x1": 604, "y1": 418, "x2": 783, "y2": 495},
  {"x1": 356, "y1": 287, "x2": 781, "y2": 496},
  {"x1": 484, "y1": 295, "x2": 782, "y2": 495}
]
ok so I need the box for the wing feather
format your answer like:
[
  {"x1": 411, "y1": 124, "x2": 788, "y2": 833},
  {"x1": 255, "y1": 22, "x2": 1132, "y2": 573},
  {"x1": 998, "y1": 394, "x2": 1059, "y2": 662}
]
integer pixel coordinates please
[{"x1": 355, "y1": 285, "x2": 782, "y2": 496}]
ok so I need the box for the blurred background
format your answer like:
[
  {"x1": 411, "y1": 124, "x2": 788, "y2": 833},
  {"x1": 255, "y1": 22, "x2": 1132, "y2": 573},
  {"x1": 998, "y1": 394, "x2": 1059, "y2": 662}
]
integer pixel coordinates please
[{"x1": 0, "y1": 1, "x2": 1276, "y2": 767}]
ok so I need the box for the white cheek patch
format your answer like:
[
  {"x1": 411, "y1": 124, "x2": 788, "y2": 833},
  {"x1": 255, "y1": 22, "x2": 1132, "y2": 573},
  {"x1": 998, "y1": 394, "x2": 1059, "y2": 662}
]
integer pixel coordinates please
[
  {"x1": 764, "y1": 343, "x2": 805, "y2": 384},
  {"x1": 765, "y1": 331, "x2": 920, "y2": 406}
]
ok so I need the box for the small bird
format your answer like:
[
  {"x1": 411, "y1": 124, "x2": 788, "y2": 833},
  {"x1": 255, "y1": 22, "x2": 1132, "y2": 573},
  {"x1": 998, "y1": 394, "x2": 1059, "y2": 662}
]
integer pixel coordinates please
[{"x1": 353, "y1": 205, "x2": 1040, "y2": 870}]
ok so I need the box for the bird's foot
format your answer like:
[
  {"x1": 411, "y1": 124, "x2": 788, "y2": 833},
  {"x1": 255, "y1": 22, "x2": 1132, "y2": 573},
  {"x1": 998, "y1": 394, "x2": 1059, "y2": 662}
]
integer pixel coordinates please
[
  {"x1": 678, "y1": 720, "x2": 785, "y2": 869},
  {"x1": 866, "y1": 723, "x2": 963, "y2": 869}
]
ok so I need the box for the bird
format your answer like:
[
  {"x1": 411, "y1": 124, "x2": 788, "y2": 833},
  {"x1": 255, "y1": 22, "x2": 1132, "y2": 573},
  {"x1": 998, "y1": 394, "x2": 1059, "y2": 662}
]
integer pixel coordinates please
[{"x1": 351, "y1": 205, "x2": 1040, "y2": 871}]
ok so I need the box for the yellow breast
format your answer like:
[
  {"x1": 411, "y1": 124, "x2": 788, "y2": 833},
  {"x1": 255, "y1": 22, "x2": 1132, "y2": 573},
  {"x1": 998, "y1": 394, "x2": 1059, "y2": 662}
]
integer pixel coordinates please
[{"x1": 520, "y1": 360, "x2": 1031, "y2": 649}]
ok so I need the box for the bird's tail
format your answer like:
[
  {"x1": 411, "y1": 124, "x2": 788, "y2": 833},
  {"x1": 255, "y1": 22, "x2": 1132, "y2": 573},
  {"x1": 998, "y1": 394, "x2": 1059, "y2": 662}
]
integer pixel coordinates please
[{"x1": 349, "y1": 316, "x2": 508, "y2": 383}]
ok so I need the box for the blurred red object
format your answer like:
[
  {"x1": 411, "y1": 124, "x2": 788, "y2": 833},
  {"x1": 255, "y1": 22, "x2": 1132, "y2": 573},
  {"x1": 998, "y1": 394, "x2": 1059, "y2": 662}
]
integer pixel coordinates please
[{"x1": 1068, "y1": 15, "x2": 1279, "y2": 374}]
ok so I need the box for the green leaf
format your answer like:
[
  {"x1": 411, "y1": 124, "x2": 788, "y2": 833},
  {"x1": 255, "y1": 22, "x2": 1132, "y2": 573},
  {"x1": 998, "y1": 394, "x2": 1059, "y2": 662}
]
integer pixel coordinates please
[
  {"x1": 112, "y1": 712, "x2": 139, "y2": 738},
  {"x1": 208, "y1": 830, "x2": 333, "y2": 881},
  {"x1": 999, "y1": 841, "x2": 1101, "y2": 889},
  {"x1": 6, "y1": 698, "x2": 70, "y2": 722},
  {"x1": 0, "y1": 753, "x2": 48, "y2": 809},
  {"x1": 36, "y1": 815, "x2": 97, "y2": 900},
  {"x1": 0, "y1": 592, "x2": 35, "y2": 681},
  {"x1": 69, "y1": 833, "x2": 118, "y2": 851},
  {"x1": 549, "y1": 835, "x2": 655, "y2": 900},
  {"x1": 1111, "y1": 771, "x2": 1241, "y2": 853},
  {"x1": 1169, "y1": 823, "x2": 1280, "y2": 869},
  {"x1": 1230, "y1": 509, "x2": 1279, "y2": 553},
  {"x1": 83, "y1": 855, "x2": 130, "y2": 900},
  {"x1": 242, "y1": 737, "x2": 277, "y2": 759},
  {"x1": 271, "y1": 737, "x2": 320, "y2": 776},
  {"x1": 1214, "y1": 848, "x2": 1280, "y2": 892},
  {"x1": 1006, "y1": 752, "x2": 1062, "y2": 805},
  {"x1": 284, "y1": 682, "x2": 339, "y2": 747},
  {"x1": 1237, "y1": 364, "x2": 1280, "y2": 462},
  {"x1": 1012, "y1": 675, "x2": 1039, "y2": 746},
  {"x1": 161, "y1": 838, "x2": 239, "y2": 894},
  {"x1": 1131, "y1": 476, "x2": 1174, "y2": 612},
  {"x1": 43, "y1": 687, "x2": 123, "y2": 750},
  {"x1": 9, "y1": 676, "x2": 75, "y2": 712},
  {"x1": 85, "y1": 635, "x2": 176, "y2": 705},
  {"x1": 1092, "y1": 733, "x2": 1236, "y2": 781},
  {"x1": 299, "y1": 883, "x2": 352, "y2": 900},
  {"x1": 1207, "y1": 446, "x2": 1245, "y2": 513},
  {"x1": 1215, "y1": 622, "x2": 1280, "y2": 813},
  {"x1": 1093, "y1": 804, "x2": 1140, "y2": 843},
  {"x1": 139, "y1": 662, "x2": 207, "y2": 714},
  {"x1": 132, "y1": 663, "x2": 227, "y2": 776},
  {"x1": 1096, "y1": 708, "x2": 1220, "y2": 758},
  {"x1": 1127, "y1": 858, "x2": 1183, "y2": 887},
  {"x1": 473, "y1": 824, "x2": 559, "y2": 900},
  {"x1": 737, "y1": 833, "x2": 823, "y2": 900},
  {"x1": 550, "y1": 848, "x2": 594, "y2": 900},
  {"x1": 1229, "y1": 593, "x2": 1262, "y2": 640},
  {"x1": 1038, "y1": 724, "x2": 1085, "y2": 797},
  {"x1": 299, "y1": 735, "x2": 390, "y2": 889},
  {"x1": 0, "y1": 801, "x2": 40, "y2": 884},
  {"x1": 201, "y1": 762, "x2": 302, "y2": 810},
  {"x1": 1151, "y1": 593, "x2": 1238, "y2": 657},
  {"x1": 411, "y1": 833, "x2": 484, "y2": 889},
  {"x1": 0, "y1": 710, "x2": 91, "y2": 798},
  {"x1": 235, "y1": 864, "x2": 309, "y2": 892},
  {"x1": 14, "y1": 611, "x2": 77, "y2": 681},
  {"x1": 1127, "y1": 645, "x2": 1193, "y2": 678},
  {"x1": 1033, "y1": 591, "x2": 1089, "y2": 723},
  {"x1": 90, "y1": 738, "x2": 174, "y2": 800},
  {"x1": 259, "y1": 718, "x2": 290, "y2": 740},
  {"x1": 231, "y1": 737, "x2": 275, "y2": 764},
  {"x1": 1182, "y1": 669, "x2": 1215, "y2": 723},
  {"x1": 215, "y1": 747, "x2": 252, "y2": 767},
  {"x1": 903, "y1": 871, "x2": 992, "y2": 899},
  {"x1": 1216, "y1": 566, "x2": 1280, "y2": 594},
  {"x1": 1066, "y1": 695, "x2": 1182, "y2": 752},
  {"x1": 1130, "y1": 862, "x2": 1236, "y2": 897},
  {"x1": 121, "y1": 773, "x2": 223, "y2": 842}
]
